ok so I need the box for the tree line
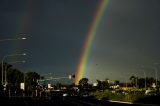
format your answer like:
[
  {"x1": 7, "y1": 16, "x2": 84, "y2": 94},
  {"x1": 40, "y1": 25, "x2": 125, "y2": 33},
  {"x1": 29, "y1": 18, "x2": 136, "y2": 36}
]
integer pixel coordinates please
[
  {"x1": 0, "y1": 62, "x2": 160, "y2": 97},
  {"x1": 0, "y1": 62, "x2": 40, "y2": 97}
]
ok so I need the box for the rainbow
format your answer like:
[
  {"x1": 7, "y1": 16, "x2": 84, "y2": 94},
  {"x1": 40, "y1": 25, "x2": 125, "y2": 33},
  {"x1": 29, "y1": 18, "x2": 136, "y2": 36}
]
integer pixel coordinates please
[
  {"x1": 11, "y1": 0, "x2": 32, "y2": 54},
  {"x1": 16, "y1": 0, "x2": 32, "y2": 35},
  {"x1": 75, "y1": 0, "x2": 110, "y2": 85}
]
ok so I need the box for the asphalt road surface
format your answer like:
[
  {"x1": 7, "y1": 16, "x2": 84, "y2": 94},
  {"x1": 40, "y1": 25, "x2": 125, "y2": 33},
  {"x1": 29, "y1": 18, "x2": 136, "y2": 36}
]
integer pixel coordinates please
[{"x1": 1, "y1": 96, "x2": 160, "y2": 106}]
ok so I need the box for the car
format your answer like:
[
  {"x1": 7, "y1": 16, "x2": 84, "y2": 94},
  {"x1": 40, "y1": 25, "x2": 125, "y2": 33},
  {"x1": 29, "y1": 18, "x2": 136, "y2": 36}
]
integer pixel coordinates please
[
  {"x1": 63, "y1": 93, "x2": 69, "y2": 97},
  {"x1": 145, "y1": 89, "x2": 156, "y2": 95},
  {"x1": 80, "y1": 92, "x2": 89, "y2": 97}
]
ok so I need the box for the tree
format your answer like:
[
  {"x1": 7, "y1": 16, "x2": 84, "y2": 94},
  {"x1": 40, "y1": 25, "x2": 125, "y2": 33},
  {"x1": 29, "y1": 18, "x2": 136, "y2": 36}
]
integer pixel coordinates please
[
  {"x1": 105, "y1": 78, "x2": 110, "y2": 88},
  {"x1": 137, "y1": 78, "x2": 145, "y2": 88},
  {"x1": 1, "y1": 62, "x2": 42, "y2": 96},
  {"x1": 114, "y1": 80, "x2": 120, "y2": 85},
  {"x1": 78, "y1": 78, "x2": 89, "y2": 91},
  {"x1": 96, "y1": 78, "x2": 110, "y2": 90},
  {"x1": 25, "y1": 72, "x2": 40, "y2": 89},
  {"x1": 4, "y1": 63, "x2": 24, "y2": 96},
  {"x1": 79, "y1": 78, "x2": 88, "y2": 86},
  {"x1": 7, "y1": 68, "x2": 23, "y2": 87},
  {"x1": 147, "y1": 77, "x2": 155, "y2": 87},
  {"x1": 130, "y1": 75, "x2": 136, "y2": 87},
  {"x1": 24, "y1": 72, "x2": 40, "y2": 96},
  {"x1": 96, "y1": 79, "x2": 103, "y2": 90}
]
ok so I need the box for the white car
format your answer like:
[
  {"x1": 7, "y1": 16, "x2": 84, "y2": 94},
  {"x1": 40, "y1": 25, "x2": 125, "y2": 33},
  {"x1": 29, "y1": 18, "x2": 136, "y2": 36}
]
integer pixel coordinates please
[
  {"x1": 63, "y1": 93, "x2": 69, "y2": 97},
  {"x1": 145, "y1": 89, "x2": 156, "y2": 95}
]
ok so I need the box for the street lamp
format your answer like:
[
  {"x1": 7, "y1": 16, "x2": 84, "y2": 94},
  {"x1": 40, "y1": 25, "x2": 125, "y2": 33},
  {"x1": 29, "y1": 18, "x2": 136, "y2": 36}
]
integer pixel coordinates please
[
  {"x1": 0, "y1": 37, "x2": 27, "y2": 42},
  {"x1": 151, "y1": 67, "x2": 158, "y2": 87},
  {"x1": 152, "y1": 62, "x2": 160, "y2": 88},
  {"x1": 0, "y1": 37, "x2": 27, "y2": 85},
  {"x1": 1, "y1": 53, "x2": 26, "y2": 86}
]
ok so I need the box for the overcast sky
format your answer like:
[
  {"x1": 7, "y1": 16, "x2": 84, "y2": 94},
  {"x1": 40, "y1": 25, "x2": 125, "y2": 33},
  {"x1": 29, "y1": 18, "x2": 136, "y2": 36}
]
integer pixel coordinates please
[{"x1": 0, "y1": 0, "x2": 160, "y2": 84}]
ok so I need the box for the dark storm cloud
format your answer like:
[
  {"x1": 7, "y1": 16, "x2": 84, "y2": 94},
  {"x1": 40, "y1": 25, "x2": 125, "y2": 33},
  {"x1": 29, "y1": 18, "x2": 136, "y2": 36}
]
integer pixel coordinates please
[
  {"x1": 87, "y1": 0, "x2": 160, "y2": 82},
  {"x1": 0, "y1": 0, "x2": 99, "y2": 78},
  {"x1": 1, "y1": 0, "x2": 160, "y2": 83}
]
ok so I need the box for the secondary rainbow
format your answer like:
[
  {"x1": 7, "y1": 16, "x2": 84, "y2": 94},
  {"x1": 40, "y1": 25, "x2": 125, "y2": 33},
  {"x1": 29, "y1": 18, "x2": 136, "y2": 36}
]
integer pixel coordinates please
[
  {"x1": 75, "y1": 0, "x2": 110, "y2": 85},
  {"x1": 11, "y1": 0, "x2": 32, "y2": 54}
]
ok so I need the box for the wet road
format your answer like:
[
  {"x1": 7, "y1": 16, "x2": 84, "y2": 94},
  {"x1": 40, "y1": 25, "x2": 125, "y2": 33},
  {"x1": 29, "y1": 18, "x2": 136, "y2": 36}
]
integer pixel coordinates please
[{"x1": 1, "y1": 96, "x2": 159, "y2": 106}]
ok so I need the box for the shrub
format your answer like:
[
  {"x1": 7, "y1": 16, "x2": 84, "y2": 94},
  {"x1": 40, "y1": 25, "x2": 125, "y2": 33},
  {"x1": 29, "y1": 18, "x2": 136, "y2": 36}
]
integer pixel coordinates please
[{"x1": 90, "y1": 89, "x2": 149, "y2": 103}]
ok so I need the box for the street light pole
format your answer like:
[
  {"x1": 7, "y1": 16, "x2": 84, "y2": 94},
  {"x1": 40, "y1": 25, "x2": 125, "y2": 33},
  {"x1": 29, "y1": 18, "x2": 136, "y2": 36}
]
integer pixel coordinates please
[
  {"x1": 152, "y1": 67, "x2": 158, "y2": 87},
  {"x1": 144, "y1": 70, "x2": 146, "y2": 90},
  {"x1": 141, "y1": 69, "x2": 146, "y2": 90},
  {"x1": 1, "y1": 53, "x2": 26, "y2": 86},
  {"x1": 0, "y1": 37, "x2": 27, "y2": 85},
  {"x1": 152, "y1": 63, "x2": 160, "y2": 87}
]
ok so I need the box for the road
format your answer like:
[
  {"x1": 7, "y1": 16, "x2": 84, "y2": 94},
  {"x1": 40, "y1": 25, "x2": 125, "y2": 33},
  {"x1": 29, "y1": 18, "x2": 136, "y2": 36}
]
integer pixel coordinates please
[
  {"x1": 64, "y1": 96, "x2": 160, "y2": 106},
  {"x1": 1, "y1": 96, "x2": 160, "y2": 106}
]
